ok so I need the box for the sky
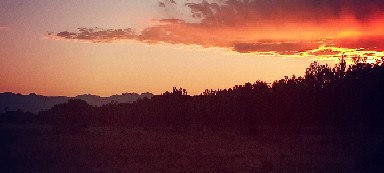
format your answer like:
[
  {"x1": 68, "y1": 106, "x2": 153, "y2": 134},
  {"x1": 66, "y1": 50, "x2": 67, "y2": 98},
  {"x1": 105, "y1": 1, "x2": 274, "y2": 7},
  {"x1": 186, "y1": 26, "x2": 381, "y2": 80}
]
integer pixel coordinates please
[{"x1": 1, "y1": 0, "x2": 384, "y2": 96}]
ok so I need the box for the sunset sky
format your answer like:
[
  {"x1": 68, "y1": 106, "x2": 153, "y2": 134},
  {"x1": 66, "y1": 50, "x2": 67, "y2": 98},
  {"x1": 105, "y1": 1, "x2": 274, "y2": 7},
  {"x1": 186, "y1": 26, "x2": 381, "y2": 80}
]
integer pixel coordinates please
[{"x1": 1, "y1": 0, "x2": 384, "y2": 96}]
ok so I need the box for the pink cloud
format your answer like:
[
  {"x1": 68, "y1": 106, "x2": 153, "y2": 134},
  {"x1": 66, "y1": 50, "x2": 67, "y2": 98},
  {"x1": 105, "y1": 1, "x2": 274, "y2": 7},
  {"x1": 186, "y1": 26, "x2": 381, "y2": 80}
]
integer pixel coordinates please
[
  {"x1": 0, "y1": 26, "x2": 10, "y2": 31},
  {"x1": 50, "y1": 0, "x2": 384, "y2": 57}
]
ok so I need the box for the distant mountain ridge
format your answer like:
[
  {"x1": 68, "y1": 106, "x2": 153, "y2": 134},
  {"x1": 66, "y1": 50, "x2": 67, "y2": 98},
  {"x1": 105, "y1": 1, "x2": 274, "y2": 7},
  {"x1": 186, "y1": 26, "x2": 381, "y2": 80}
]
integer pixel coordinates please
[{"x1": 0, "y1": 92, "x2": 154, "y2": 113}]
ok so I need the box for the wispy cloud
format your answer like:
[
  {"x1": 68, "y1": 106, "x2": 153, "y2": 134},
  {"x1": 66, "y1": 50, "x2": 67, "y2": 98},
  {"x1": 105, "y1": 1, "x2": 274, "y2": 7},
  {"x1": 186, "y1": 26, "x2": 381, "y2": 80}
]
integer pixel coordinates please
[
  {"x1": 0, "y1": 26, "x2": 10, "y2": 31},
  {"x1": 50, "y1": 0, "x2": 384, "y2": 58},
  {"x1": 48, "y1": 28, "x2": 137, "y2": 43},
  {"x1": 159, "y1": 0, "x2": 176, "y2": 7}
]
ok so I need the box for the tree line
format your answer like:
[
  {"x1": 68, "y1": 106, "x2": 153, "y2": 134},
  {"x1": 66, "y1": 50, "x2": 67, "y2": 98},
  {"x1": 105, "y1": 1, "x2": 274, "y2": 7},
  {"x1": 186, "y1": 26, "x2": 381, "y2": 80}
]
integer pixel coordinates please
[{"x1": 2, "y1": 56, "x2": 384, "y2": 134}]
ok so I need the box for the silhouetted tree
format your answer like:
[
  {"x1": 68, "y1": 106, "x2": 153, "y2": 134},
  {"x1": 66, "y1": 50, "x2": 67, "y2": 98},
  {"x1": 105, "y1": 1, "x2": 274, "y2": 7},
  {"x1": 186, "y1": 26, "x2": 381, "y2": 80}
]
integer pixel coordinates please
[
  {"x1": 28, "y1": 59, "x2": 384, "y2": 135},
  {"x1": 43, "y1": 99, "x2": 93, "y2": 134}
]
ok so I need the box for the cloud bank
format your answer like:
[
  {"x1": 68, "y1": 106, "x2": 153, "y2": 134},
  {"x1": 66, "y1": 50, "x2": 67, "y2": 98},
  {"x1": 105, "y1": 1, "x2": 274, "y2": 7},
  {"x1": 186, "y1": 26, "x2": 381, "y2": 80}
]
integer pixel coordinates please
[{"x1": 50, "y1": 0, "x2": 384, "y2": 57}]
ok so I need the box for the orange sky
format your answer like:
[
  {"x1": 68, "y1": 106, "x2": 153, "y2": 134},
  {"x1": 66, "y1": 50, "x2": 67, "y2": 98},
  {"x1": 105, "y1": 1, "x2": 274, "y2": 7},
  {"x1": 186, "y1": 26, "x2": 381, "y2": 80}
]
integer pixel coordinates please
[{"x1": 1, "y1": 0, "x2": 384, "y2": 96}]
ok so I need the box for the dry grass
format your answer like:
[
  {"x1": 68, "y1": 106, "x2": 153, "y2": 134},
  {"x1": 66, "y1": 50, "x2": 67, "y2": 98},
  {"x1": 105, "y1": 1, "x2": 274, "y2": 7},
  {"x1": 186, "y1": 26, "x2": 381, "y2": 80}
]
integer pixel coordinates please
[{"x1": 1, "y1": 124, "x2": 383, "y2": 173}]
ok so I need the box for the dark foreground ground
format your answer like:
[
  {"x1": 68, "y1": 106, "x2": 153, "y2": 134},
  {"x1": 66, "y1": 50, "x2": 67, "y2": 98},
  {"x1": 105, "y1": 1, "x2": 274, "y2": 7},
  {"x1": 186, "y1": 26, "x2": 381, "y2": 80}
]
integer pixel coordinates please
[{"x1": 1, "y1": 124, "x2": 384, "y2": 173}]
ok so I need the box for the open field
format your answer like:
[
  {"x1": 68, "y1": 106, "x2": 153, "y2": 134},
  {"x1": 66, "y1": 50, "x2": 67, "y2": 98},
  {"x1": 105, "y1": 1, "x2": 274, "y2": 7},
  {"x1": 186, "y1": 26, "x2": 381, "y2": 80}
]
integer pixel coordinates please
[{"x1": 1, "y1": 124, "x2": 383, "y2": 173}]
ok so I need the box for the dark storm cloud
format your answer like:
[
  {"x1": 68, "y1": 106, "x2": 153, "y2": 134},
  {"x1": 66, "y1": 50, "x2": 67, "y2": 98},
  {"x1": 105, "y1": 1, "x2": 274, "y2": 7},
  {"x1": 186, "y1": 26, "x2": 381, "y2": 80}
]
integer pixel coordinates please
[{"x1": 186, "y1": 0, "x2": 384, "y2": 25}]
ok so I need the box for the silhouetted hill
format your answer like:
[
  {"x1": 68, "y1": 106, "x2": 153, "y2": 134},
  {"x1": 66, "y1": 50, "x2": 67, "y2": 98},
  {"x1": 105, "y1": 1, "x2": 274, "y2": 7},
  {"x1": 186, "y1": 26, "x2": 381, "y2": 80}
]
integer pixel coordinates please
[
  {"x1": 75, "y1": 92, "x2": 154, "y2": 106},
  {"x1": 0, "y1": 92, "x2": 153, "y2": 113}
]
